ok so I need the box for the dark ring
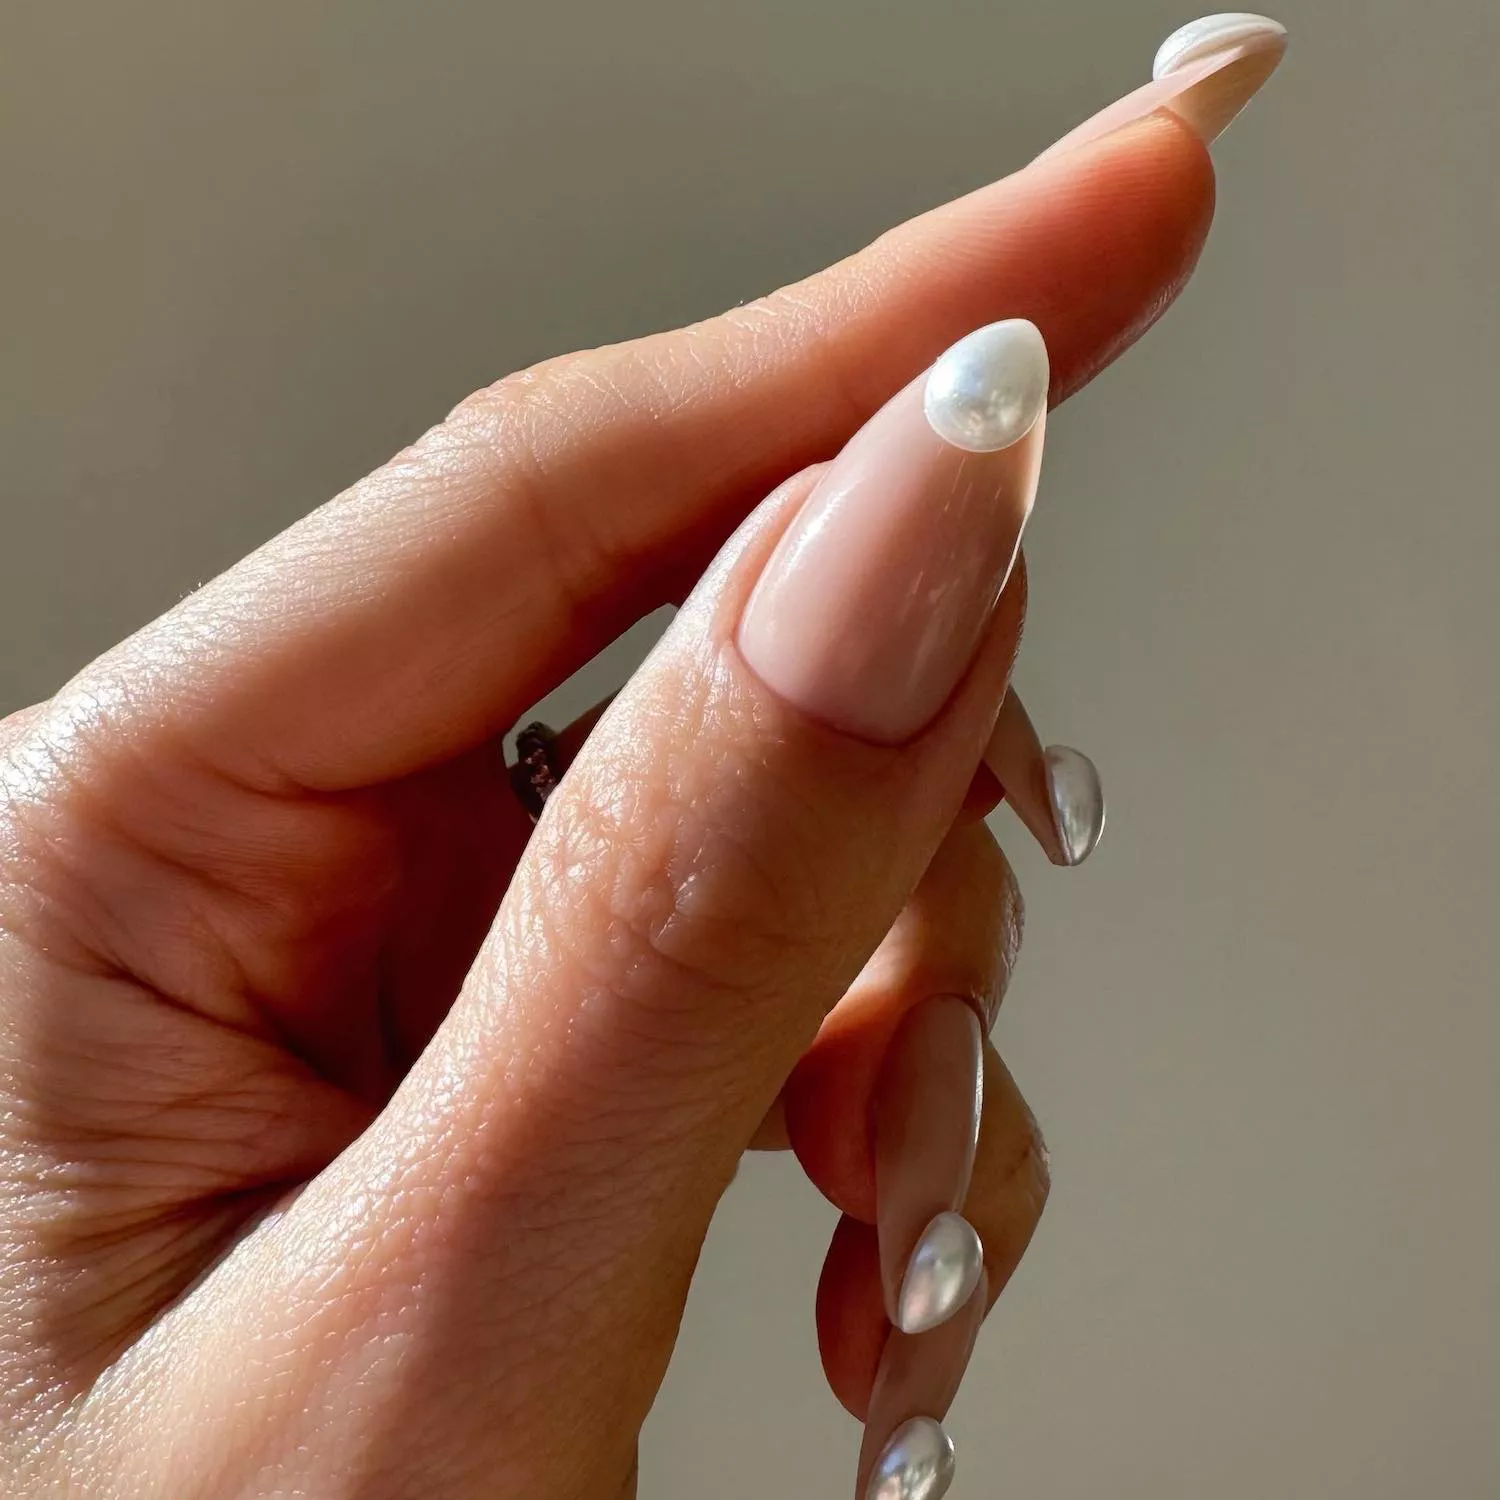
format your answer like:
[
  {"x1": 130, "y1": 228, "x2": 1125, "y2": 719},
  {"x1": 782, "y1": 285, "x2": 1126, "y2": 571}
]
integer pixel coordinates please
[{"x1": 509, "y1": 721, "x2": 562, "y2": 823}]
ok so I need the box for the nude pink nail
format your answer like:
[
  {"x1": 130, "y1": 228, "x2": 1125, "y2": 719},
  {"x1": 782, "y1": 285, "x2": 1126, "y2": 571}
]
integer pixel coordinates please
[
  {"x1": 874, "y1": 997, "x2": 983, "y2": 1334},
  {"x1": 736, "y1": 321, "x2": 1048, "y2": 744},
  {"x1": 856, "y1": 1271, "x2": 987, "y2": 1500},
  {"x1": 1035, "y1": 13, "x2": 1287, "y2": 163}
]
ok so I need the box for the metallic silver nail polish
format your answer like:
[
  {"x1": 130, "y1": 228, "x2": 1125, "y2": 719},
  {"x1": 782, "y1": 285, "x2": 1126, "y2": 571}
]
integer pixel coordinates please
[
  {"x1": 865, "y1": 1416, "x2": 957, "y2": 1500},
  {"x1": 895, "y1": 1211, "x2": 985, "y2": 1335},
  {"x1": 1043, "y1": 744, "x2": 1105, "y2": 866}
]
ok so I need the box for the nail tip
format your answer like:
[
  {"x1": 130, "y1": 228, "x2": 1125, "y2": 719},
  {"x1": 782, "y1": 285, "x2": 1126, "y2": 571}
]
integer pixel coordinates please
[
  {"x1": 1043, "y1": 744, "x2": 1105, "y2": 867},
  {"x1": 865, "y1": 1416, "x2": 956, "y2": 1500},
  {"x1": 923, "y1": 320, "x2": 1049, "y2": 454},
  {"x1": 894, "y1": 1212, "x2": 985, "y2": 1334},
  {"x1": 1152, "y1": 13, "x2": 1288, "y2": 81}
]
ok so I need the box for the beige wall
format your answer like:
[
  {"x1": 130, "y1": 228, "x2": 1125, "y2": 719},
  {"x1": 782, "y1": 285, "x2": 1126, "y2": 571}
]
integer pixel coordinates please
[{"x1": 3, "y1": 2, "x2": 1494, "y2": 1495}]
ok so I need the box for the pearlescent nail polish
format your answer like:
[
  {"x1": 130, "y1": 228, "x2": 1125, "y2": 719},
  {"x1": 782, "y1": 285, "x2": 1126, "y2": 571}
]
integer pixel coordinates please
[
  {"x1": 982, "y1": 691, "x2": 1105, "y2": 868},
  {"x1": 1153, "y1": 12, "x2": 1286, "y2": 78},
  {"x1": 1035, "y1": 11, "x2": 1286, "y2": 161},
  {"x1": 923, "y1": 320, "x2": 1049, "y2": 452},
  {"x1": 1044, "y1": 745, "x2": 1105, "y2": 866},
  {"x1": 865, "y1": 1416, "x2": 956, "y2": 1500},
  {"x1": 858, "y1": 1273, "x2": 987, "y2": 1500},
  {"x1": 874, "y1": 997, "x2": 984, "y2": 1330},
  {"x1": 896, "y1": 1212, "x2": 985, "y2": 1335}
]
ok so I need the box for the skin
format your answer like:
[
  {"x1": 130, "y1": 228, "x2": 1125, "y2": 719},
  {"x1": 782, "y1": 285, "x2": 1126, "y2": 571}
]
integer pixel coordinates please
[{"x1": 0, "y1": 115, "x2": 1213, "y2": 1497}]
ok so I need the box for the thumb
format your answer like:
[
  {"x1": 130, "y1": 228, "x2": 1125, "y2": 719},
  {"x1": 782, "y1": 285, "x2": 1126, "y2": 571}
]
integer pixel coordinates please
[{"x1": 184, "y1": 321, "x2": 1044, "y2": 1496}]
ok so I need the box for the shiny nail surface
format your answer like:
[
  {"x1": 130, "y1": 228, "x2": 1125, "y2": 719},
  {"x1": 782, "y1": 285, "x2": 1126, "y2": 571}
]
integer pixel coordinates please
[
  {"x1": 1044, "y1": 745, "x2": 1105, "y2": 866},
  {"x1": 1153, "y1": 12, "x2": 1287, "y2": 77},
  {"x1": 922, "y1": 319, "x2": 1049, "y2": 452},
  {"x1": 737, "y1": 322, "x2": 1047, "y2": 743},
  {"x1": 875, "y1": 998, "x2": 983, "y2": 1329},
  {"x1": 983, "y1": 690, "x2": 1106, "y2": 867},
  {"x1": 1035, "y1": 12, "x2": 1286, "y2": 161},
  {"x1": 864, "y1": 1416, "x2": 956, "y2": 1500},
  {"x1": 858, "y1": 1274, "x2": 986, "y2": 1498},
  {"x1": 896, "y1": 1212, "x2": 985, "y2": 1335}
]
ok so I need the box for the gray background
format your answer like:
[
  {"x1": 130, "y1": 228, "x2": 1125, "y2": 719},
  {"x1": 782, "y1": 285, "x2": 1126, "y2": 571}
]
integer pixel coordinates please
[{"x1": 3, "y1": 2, "x2": 1495, "y2": 1496}]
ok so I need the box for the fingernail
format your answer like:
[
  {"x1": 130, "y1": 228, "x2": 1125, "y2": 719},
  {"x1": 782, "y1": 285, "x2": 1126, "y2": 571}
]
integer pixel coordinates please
[
  {"x1": 896, "y1": 1211, "x2": 985, "y2": 1336},
  {"x1": 858, "y1": 1276, "x2": 986, "y2": 1498},
  {"x1": 1044, "y1": 745, "x2": 1105, "y2": 866},
  {"x1": 874, "y1": 997, "x2": 984, "y2": 1329},
  {"x1": 982, "y1": 693, "x2": 1105, "y2": 866},
  {"x1": 1035, "y1": 12, "x2": 1287, "y2": 162},
  {"x1": 863, "y1": 1414, "x2": 958, "y2": 1500},
  {"x1": 737, "y1": 321, "x2": 1048, "y2": 743}
]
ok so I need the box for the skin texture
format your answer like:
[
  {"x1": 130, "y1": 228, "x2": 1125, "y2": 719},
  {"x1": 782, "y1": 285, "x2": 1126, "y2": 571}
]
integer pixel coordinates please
[{"x1": 0, "y1": 116, "x2": 1214, "y2": 1497}]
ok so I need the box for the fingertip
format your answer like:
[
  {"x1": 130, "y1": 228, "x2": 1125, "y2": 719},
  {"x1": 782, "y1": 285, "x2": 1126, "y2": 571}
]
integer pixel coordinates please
[{"x1": 1021, "y1": 111, "x2": 1217, "y2": 402}]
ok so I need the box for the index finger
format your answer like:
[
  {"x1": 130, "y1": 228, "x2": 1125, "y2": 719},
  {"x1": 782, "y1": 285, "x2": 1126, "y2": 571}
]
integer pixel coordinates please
[{"x1": 71, "y1": 117, "x2": 1214, "y2": 792}]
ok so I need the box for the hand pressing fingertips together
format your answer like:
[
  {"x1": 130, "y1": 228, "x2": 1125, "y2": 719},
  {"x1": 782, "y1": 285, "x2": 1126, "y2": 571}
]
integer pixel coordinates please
[{"x1": 0, "y1": 14, "x2": 1285, "y2": 1499}]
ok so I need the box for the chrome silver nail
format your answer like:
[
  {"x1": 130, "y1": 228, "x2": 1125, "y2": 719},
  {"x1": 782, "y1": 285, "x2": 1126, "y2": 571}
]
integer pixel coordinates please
[
  {"x1": 1043, "y1": 744, "x2": 1105, "y2": 866},
  {"x1": 895, "y1": 1211, "x2": 985, "y2": 1336},
  {"x1": 865, "y1": 1416, "x2": 957, "y2": 1500}
]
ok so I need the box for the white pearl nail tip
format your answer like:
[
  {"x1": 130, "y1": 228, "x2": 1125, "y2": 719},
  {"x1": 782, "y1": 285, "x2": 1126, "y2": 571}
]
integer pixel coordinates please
[
  {"x1": 923, "y1": 320, "x2": 1049, "y2": 453},
  {"x1": 1043, "y1": 745, "x2": 1105, "y2": 867},
  {"x1": 1152, "y1": 13, "x2": 1287, "y2": 79},
  {"x1": 865, "y1": 1416, "x2": 957, "y2": 1500},
  {"x1": 895, "y1": 1211, "x2": 985, "y2": 1336}
]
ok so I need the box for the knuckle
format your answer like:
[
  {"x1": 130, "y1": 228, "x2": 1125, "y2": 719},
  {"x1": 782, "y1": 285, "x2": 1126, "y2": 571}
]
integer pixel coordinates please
[{"x1": 526, "y1": 707, "x2": 816, "y2": 1015}]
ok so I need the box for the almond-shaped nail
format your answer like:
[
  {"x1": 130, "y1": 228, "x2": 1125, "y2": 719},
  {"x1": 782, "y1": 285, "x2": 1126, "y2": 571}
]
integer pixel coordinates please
[
  {"x1": 983, "y1": 692, "x2": 1105, "y2": 866},
  {"x1": 1043, "y1": 745, "x2": 1105, "y2": 866},
  {"x1": 874, "y1": 997, "x2": 983, "y2": 1330},
  {"x1": 1035, "y1": 12, "x2": 1286, "y2": 162},
  {"x1": 857, "y1": 1275, "x2": 986, "y2": 1500},
  {"x1": 896, "y1": 1212, "x2": 984, "y2": 1336},
  {"x1": 737, "y1": 321, "x2": 1048, "y2": 743}
]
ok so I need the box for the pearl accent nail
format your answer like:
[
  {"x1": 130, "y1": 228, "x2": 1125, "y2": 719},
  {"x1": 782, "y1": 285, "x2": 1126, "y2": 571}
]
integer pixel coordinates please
[
  {"x1": 981, "y1": 693, "x2": 1104, "y2": 868},
  {"x1": 865, "y1": 1416, "x2": 957, "y2": 1500},
  {"x1": 922, "y1": 320, "x2": 1049, "y2": 453},
  {"x1": 1153, "y1": 13, "x2": 1287, "y2": 79},
  {"x1": 737, "y1": 326, "x2": 1046, "y2": 743},
  {"x1": 1034, "y1": 11, "x2": 1286, "y2": 161},
  {"x1": 875, "y1": 997, "x2": 983, "y2": 1333},
  {"x1": 896, "y1": 1212, "x2": 985, "y2": 1335},
  {"x1": 858, "y1": 1271, "x2": 986, "y2": 1498},
  {"x1": 1044, "y1": 744, "x2": 1105, "y2": 866}
]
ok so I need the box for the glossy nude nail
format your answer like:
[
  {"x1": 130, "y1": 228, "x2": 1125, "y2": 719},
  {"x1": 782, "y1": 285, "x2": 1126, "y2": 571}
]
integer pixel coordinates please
[
  {"x1": 1035, "y1": 12, "x2": 1286, "y2": 162},
  {"x1": 983, "y1": 691, "x2": 1105, "y2": 867},
  {"x1": 737, "y1": 321, "x2": 1048, "y2": 743},
  {"x1": 857, "y1": 1273, "x2": 986, "y2": 1500},
  {"x1": 874, "y1": 997, "x2": 984, "y2": 1331}
]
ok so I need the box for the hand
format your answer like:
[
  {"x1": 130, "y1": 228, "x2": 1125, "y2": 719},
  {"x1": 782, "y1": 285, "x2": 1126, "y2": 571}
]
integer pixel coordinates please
[{"x1": 1, "y1": 43, "x2": 1254, "y2": 1491}]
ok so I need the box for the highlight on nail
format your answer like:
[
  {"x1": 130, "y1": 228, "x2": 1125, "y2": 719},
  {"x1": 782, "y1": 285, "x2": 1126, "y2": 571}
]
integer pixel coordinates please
[
  {"x1": 1043, "y1": 745, "x2": 1105, "y2": 866},
  {"x1": 734, "y1": 318, "x2": 1047, "y2": 744},
  {"x1": 1153, "y1": 12, "x2": 1287, "y2": 79},
  {"x1": 981, "y1": 691, "x2": 1104, "y2": 868},
  {"x1": 895, "y1": 1211, "x2": 985, "y2": 1336},
  {"x1": 865, "y1": 1415, "x2": 957, "y2": 1500},
  {"x1": 922, "y1": 319, "x2": 1049, "y2": 453}
]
